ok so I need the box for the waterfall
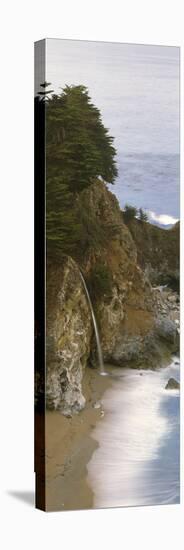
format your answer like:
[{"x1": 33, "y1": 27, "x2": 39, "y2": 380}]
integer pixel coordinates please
[{"x1": 80, "y1": 272, "x2": 106, "y2": 375}]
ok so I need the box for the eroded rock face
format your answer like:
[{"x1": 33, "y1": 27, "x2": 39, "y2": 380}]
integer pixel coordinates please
[
  {"x1": 127, "y1": 218, "x2": 180, "y2": 291},
  {"x1": 46, "y1": 256, "x2": 92, "y2": 415},
  {"x1": 79, "y1": 181, "x2": 155, "y2": 362}
]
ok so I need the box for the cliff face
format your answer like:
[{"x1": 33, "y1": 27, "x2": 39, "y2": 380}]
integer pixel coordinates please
[
  {"x1": 46, "y1": 181, "x2": 179, "y2": 415},
  {"x1": 46, "y1": 256, "x2": 92, "y2": 415},
  {"x1": 126, "y1": 218, "x2": 180, "y2": 290},
  {"x1": 78, "y1": 181, "x2": 155, "y2": 362}
]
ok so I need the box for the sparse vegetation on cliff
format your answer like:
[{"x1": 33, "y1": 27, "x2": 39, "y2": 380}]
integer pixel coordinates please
[
  {"x1": 123, "y1": 204, "x2": 138, "y2": 224},
  {"x1": 86, "y1": 263, "x2": 113, "y2": 300},
  {"x1": 126, "y1": 217, "x2": 180, "y2": 290},
  {"x1": 122, "y1": 204, "x2": 148, "y2": 224}
]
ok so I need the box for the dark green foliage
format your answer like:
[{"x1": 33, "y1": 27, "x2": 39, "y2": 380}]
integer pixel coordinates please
[
  {"x1": 138, "y1": 208, "x2": 148, "y2": 222},
  {"x1": 46, "y1": 175, "x2": 81, "y2": 258},
  {"x1": 46, "y1": 85, "x2": 117, "y2": 192},
  {"x1": 87, "y1": 264, "x2": 113, "y2": 300},
  {"x1": 43, "y1": 84, "x2": 118, "y2": 257},
  {"x1": 123, "y1": 204, "x2": 138, "y2": 224}
]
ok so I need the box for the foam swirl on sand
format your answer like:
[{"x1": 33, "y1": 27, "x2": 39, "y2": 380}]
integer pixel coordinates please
[{"x1": 87, "y1": 360, "x2": 180, "y2": 508}]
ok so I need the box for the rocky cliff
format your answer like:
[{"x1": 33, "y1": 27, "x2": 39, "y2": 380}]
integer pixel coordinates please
[
  {"x1": 78, "y1": 181, "x2": 155, "y2": 358},
  {"x1": 46, "y1": 257, "x2": 92, "y2": 415},
  {"x1": 45, "y1": 180, "x2": 179, "y2": 415},
  {"x1": 126, "y1": 218, "x2": 179, "y2": 291}
]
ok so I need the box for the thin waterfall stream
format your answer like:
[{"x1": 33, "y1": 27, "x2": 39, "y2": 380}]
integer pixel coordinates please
[{"x1": 80, "y1": 272, "x2": 106, "y2": 376}]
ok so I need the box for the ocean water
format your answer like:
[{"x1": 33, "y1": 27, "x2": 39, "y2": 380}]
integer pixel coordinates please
[
  {"x1": 113, "y1": 153, "x2": 179, "y2": 221},
  {"x1": 87, "y1": 358, "x2": 180, "y2": 508},
  {"x1": 45, "y1": 39, "x2": 180, "y2": 222}
]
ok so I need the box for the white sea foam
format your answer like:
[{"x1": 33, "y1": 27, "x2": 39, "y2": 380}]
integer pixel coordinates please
[
  {"x1": 87, "y1": 363, "x2": 180, "y2": 508},
  {"x1": 148, "y1": 211, "x2": 179, "y2": 226}
]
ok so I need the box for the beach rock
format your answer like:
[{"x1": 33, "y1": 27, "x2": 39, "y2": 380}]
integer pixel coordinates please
[
  {"x1": 93, "y1": 401, "x2": 102, "y2": 409},
  {"x1": 165, "y1": 378, "x2": 180, "y2": 390}
]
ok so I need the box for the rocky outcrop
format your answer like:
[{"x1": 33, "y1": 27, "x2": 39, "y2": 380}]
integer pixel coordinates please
[
  {"x1": 45, "y1": 181, "x2": 180, "y2": 414},
  {"x1": 108, "y1": 283, "x2": 179, "y2": 367},
  {"x1": 79, "y1": 181, "x2": 155, "y2": 362},
  {"x1": 111, "y1": 314, "x2": 179, "y2": 368},
  {"x1": 126, "y1": 218, "x2": 180, "y2": 291},
  {"x1": 154, "y1": 318, "x2": 178, "y2": 345},
  {"x1": 46, "y1": 256, "x2": 92, "y2": 415},
  {"x1": 165, "y1": 378, "x2": 180, "y2": 390}
]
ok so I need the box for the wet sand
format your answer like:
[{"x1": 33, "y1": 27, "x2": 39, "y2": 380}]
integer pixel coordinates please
[{"x1": 45, "y1": 367, "x2": 111, "y2": 511}]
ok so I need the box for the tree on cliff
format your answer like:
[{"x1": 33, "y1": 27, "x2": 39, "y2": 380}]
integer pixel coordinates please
[
  {"x1": 123, "y1": 204, "x2": 138, "y2": 224},
  {"x1": 46, "y1": 175, "x2": 82, "y2": 256},
  {"x1": 46, "y1": 85, "x2": 118, "y2": 192},
  {"x1": 42, "y1": 84, "x2": 118, "y2": 256},
  {"x1": 138, "y1": 208, "x2": 148, "y2": 223}
]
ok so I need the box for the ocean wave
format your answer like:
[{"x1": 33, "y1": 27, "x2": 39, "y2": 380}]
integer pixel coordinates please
[{"x1": 148, "y1": 211, "x2": 179, "y2": 226}]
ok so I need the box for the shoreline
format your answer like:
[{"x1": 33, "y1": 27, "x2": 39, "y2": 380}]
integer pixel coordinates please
[
  {"x1": 87, "y1": 357, "x2": 180, "y2": 508},
  {"x1": 45, "y1": 348, "x2": 179, "y2": 512},
  {"x1": 45, "y1": 367, "x2": 112, "y2": 511}
]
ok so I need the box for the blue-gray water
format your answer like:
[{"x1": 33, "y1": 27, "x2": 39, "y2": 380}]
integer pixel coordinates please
[
  {"x1": 87, "y1": 359, "x2": 180, "y2": 508},
  {"x1": 113, "y1": 153, "x2": 179, "y2": 220},
  {"x1": 45, "y1": 39, "x2": 180, "y2": 222}
]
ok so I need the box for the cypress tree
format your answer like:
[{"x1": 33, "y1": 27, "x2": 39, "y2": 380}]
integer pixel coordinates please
[{"x1": 43, "y1": 84, "x2": 118, "y2": 257}]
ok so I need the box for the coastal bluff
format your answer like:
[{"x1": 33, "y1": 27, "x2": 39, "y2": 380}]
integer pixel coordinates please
[{"x1": 44, "y1": 180, "x2": 179, "y2": 415}]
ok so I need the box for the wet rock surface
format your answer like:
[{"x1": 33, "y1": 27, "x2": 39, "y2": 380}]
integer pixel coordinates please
[{"x1": 165, "y1": 378, "x2": 180, "y2": 390}]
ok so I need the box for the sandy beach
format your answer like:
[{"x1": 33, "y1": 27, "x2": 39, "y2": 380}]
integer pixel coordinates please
[{"x1": 45, "y1": 367, "x2": 111, "y2": 511}]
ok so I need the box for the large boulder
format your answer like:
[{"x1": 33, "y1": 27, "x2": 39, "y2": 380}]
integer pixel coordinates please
[
  {"x1": 110, "y1": 315, "x2": 179, "y2": 368},
  {"x1": 165, "y1": 378, "x2": 180, "y2": 390},
  {"x1": 154, "y1": 317, "x2": 178, "y2": 346},
  {"x1": 111, "y1": 335, "x2": 142, "y2": 364}
]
